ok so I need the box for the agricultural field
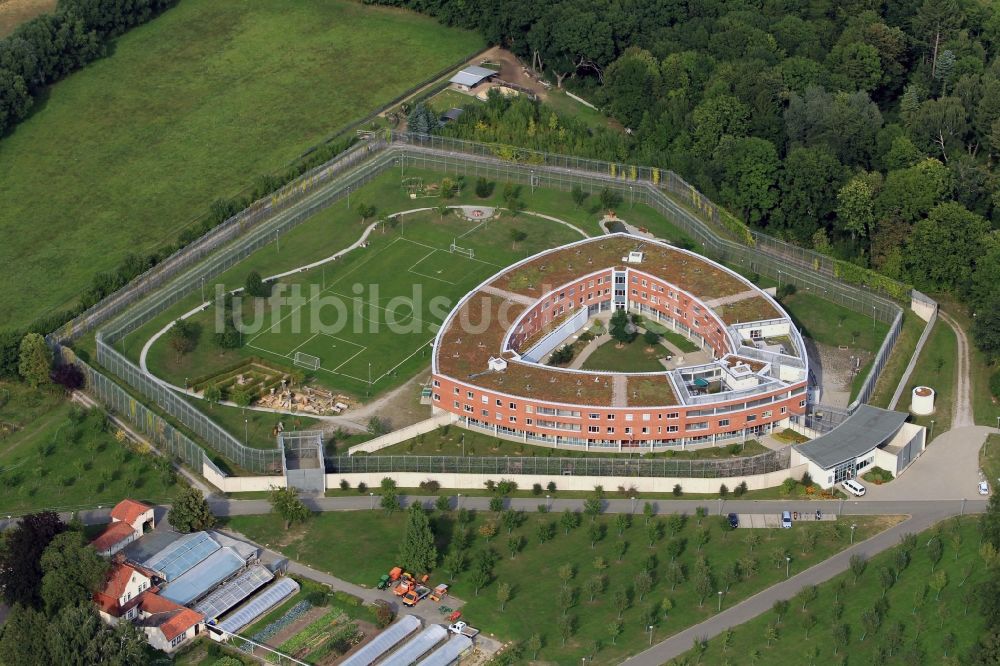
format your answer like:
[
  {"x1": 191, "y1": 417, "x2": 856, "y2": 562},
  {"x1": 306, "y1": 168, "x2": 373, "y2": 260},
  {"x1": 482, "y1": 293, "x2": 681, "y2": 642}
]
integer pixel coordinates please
[
  {"x1": 0, "y1": 382, "x2": 184, "y2": 513},
  {"x1": 673, "y1": 517, "x2": 985, "y2": 665},
  {"x1": 0, "y1": 0, "x2": 483, "y2": 330},
  {"x1": 0, "y1": 0, "x2": 54, "y2": 37},
  {"x1": 227, "y1": 509, "x2": 893, "y2": 665}
]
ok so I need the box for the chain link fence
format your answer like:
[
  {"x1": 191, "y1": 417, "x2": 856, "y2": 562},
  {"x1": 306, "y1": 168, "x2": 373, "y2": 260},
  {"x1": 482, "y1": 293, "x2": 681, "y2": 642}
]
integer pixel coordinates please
[
  {"x1": 329, "y1": 448, "x2": 788, "y2": 478},
  {"x1": 95, "y1": 336, "x2": 282, "y2": 474},
  {"x1": 59, "y1": 131, "x2": 928, "y2": 477}
]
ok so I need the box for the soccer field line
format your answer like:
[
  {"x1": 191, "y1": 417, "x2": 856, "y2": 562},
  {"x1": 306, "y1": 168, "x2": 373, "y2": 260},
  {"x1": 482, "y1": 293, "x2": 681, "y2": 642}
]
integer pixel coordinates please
[
  {"x1": 456, "y1": 220, "x2": 487, "y2": 240},
  {"x1": 324, "y1": 290, "x2": 429, "y2": 328},
  {"x1": 407, "y1": 249, "x2": 460, "y2": 286},
  {"x1": 399, "y1": 236, "x2": 504, "y2": 269},
  {"x1": 320, "y1": 334, "x2": 368, "y2": 372},
  {"x1": 286, "y1": 333, "x2": 319, "y2": 357}
]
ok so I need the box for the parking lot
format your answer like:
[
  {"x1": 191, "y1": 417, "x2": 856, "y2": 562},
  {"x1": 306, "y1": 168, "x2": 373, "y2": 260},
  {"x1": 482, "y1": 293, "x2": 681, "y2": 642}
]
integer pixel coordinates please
[{"x1": 733, "y1": 512, "x2": 838, "y2": 528}]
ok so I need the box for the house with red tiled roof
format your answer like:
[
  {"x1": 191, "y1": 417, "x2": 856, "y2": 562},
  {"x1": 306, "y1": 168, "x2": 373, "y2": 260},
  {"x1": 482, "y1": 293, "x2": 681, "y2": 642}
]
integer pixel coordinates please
[
  {"x1": 91, "y1": 499, "x2": 155, "y2": 556},
  {"x1": 135, "y1": 590, "x2": 205, "y2": 653},
  {"x1": 93, "y1": 563, "x2": 152, "y2": 625}
]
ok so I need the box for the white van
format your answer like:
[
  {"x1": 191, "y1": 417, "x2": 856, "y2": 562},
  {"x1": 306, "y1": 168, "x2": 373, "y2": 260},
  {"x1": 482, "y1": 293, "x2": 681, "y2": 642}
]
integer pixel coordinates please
[{"x1": 842, "y1": 479, "x2": 866, "y2": 497}]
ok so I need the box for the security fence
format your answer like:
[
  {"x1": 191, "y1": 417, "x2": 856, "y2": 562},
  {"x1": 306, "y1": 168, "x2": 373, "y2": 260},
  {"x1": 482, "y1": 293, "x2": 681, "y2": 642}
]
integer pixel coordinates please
[
  {"x1": 70, "y1": 352, "x2": 208, "y2": 471},
  {"x1": 281, "y1": 431, "x2": 326, "y2": 493},
  {"x1": 62, "y1": 131, "x2": 927, "y2": 479},
  {"x1": 328, "y1": 448, "x2": 788, "y2": 478},
  {"x1": 95, "y1": 336, "x2": 282, "y2": 474}
]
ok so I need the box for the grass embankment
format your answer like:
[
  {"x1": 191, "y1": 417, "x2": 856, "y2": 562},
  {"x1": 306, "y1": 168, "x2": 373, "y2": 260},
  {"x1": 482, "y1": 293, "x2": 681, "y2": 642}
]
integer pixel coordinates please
[
  {"x1": 0, "y1": 0, "x2": 483, "y2": 329},
  {"x1": 900, "y1": 318, "x2": 958, "y2": 440},
  {"x1": 781, "y1": 292, "x2": 890, "y2": 353},
  {"x1": 674, "y1": 517, "x2": 985, "y2": 665},
  {"x1": 227, "y1": 510, "x2": 892, "y2": 665},
  {"x1": 581, "y1": 339, "x2": 668, "y2": 373},
  {"x1": 370, "y1": 425, "x2": 768, "y2": 460},
  {"x1": 869, "y1": 310, "x2": 926, "y2": 408},
  {"x1": 0, "y1": 382, "x2": 183, "y2": 513},
  {"x1": 980, "y1": 434, "x2": 1000, "y2": 487}
]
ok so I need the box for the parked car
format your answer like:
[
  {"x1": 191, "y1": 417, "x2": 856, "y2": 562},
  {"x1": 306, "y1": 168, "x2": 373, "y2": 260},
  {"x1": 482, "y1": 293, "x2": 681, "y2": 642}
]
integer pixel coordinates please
[
  {"x1": 781, "y1": 511, "x2": 792, "y2": 528},
  {"x1": 727, "y1": 513, "x2": 739, "y2": 529},
  {"x1": 980, "y1": 481, "x2": 990, "y2": 496},
  {"x1": 842, "y1": 479, "x2": 867, "y2": 497}
]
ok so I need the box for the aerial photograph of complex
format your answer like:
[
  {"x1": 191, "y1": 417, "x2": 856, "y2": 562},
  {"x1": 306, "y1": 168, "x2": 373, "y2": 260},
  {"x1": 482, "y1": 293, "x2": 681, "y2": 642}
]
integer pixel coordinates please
[{"x1": 1, "y1": 1, "x2": 999, "y2": 664}]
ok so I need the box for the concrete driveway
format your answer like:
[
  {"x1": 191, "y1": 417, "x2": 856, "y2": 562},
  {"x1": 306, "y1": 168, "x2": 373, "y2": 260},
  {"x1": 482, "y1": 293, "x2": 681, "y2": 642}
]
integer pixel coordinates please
[{"x1": 862, "y1": 425, "x2": 994, "y2": 501}]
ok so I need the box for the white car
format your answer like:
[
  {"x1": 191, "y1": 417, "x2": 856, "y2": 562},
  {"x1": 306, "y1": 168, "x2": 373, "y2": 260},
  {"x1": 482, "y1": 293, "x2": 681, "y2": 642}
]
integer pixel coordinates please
[
  {"x1": 842, "y1": 479, "x2": 866, "y2": 497},
  {"x1": 979, "y1": 481, "x2": 990, "y2": 496},
  {"x1": 781, "y1": 511, "x2": 792, "y2": 528},
  {"x1": 448, "y1": 621, "x2": 468, "y2": 635}
]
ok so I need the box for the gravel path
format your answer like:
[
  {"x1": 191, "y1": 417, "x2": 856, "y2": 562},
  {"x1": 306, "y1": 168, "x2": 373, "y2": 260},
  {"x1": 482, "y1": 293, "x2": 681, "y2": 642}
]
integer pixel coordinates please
[{"x1": 940, "y1": 310, "x2": 974, "y2": 428}]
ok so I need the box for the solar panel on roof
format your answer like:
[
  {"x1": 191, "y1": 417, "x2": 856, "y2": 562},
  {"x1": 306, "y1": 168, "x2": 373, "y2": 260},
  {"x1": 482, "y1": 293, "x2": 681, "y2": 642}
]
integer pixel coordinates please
[
  {"x1": 143, "y1": 532, "x2": 220, "y2": 581},
  {"x1": 416, "y1": 634, "x2": 473, "y2": 666},
  {"x1": 380, "y1": 624, "x2": 447, "y2": 666},
  {"x1": 160, "y1": 547, "x2": 245, "y2": 605},
  {"x1": 216, "y1": 577, "x2": 299, "y2": 634},
  {"x1": 340, "y1": 615, "x2": 420, "y2": 666},
  {"x1": 193, "y1": 564, "x2": 273, "y2": 620}
]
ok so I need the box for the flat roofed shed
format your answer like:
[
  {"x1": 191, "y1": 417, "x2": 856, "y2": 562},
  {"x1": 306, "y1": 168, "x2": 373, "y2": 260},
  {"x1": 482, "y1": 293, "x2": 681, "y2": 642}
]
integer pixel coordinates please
[
  {"x1": 449, "y1": 65, "x2": 496, "y2": 88},
  {"x1": 794, "y1": 404, "x2": 909, "y2": 469}
]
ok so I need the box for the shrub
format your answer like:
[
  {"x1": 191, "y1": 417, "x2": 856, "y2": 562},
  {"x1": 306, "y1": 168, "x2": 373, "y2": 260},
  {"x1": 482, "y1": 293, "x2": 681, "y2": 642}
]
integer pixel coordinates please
[
  {"x1": 862, "y1": 466, "x2": 895, "y2": 484},
  {"x1": 643, "y1": 330, "x2": 660, "y2": 346},
  {"x1": 357, "y1": 482, "x2": 368, "y2": 494},
  {"x1": 475, "y1": 177, "x2": 495, "y2": 198},
  {"x1": 372, "y1": 600, "x2": 394, "y2": 628},
  {"x1": 801, "y1": 471, "x2": 814, "y2": 487},
  {"x1": 496, "y1": 479, "x2": 518, "y2": 496},
  {"x1": 547, "y1": 481, "x2": 557, "y2": 493},
  {"x1": 419, "y1": 479, "x2": 441, "y2": 492},
  {"x1": 532, "y1": 483, "x2": 543, "y2": 496},
  {"x1": 339, "y1": 479, "x2": 350, "y2": 491},
  {"x1": 672, "y1": 484, "x2": 683, "y2": 497},
  {"x1": 780, "y1": 478, "x2": 799, "y2": 496},
  {"x1": 485, "y1": 479, "x2": 496, "y2": 492}
]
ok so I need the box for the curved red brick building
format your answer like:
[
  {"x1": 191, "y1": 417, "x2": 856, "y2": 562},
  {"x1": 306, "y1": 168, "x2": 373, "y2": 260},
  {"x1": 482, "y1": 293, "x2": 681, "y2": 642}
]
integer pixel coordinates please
[{"x1": 431, "y1": 234, "x2": 809, "y2": 451}]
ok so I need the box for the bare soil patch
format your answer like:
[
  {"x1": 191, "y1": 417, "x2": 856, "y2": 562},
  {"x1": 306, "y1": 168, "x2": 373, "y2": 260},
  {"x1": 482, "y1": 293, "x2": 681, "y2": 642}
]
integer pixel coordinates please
[{"x1": 0, "y1": 0, "x2": 54, "y2": 37}]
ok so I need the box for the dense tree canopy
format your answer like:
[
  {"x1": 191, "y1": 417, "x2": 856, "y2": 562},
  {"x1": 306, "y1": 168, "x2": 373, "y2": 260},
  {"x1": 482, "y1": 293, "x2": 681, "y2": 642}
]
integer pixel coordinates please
[{"x1": 369, "y1": 0, "x2": 999, "y2": 357}]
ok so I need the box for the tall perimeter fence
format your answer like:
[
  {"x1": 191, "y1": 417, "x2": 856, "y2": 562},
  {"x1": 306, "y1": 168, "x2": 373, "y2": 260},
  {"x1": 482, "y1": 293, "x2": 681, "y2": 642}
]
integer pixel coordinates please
[{"x1": 53, "y1": 131, "x2": 931, "y2": 478}]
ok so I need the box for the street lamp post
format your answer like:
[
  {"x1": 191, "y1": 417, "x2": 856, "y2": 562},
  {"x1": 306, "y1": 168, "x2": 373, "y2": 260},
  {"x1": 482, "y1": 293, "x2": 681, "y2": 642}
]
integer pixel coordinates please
[
  {"x1": 930, "y1": 419, "x2": 935, "y2": 441},
  {"x1": 457, "y1": 493, "x2": 462, "y2": 510},
  {"x1": 717, "y1": 590, "x2": 723, "y2": 612},
  {"x1": 631, "y1": 496, "x2": 637, "y2": 514},
  {"x1": 850, "y1": 523, "x2": 857, "y2": 545},
  {"x1": 461, "y1": 434, "x2": 466, "y2": 457},
  {"x1": 647, "y1": 625, "x2": 654, "y2": 646},
  {"x1": 718, "y1": 497, "x2": 722, "y2": 515},
  {"x1": 785, "y1": 556, "x2": 791, "y2": 578},
  {"x1": 244, "y1": 418, "x2": 249, "y2": 445},
  {"x1": 547, "y1": 495, "x2": 552, "y2": 511},
  {"x1": 369, "y1": 492, "x2": 374, "y2": 510}
]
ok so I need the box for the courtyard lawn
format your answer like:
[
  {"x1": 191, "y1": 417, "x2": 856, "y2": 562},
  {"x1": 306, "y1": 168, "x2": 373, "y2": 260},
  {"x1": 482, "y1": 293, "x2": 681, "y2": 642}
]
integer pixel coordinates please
[
  {"x1": 869, "y1": 310, "x2": 925, "y2": 408},
  {"x1": 0, "y1": 382, "x2": 184, "y2": 513},
  {"x1": 0, "y1": 0, "x2": 483, "y2": 330},
  {"x1": 674, "y1": 517, "x2": 984, "y2": 665},
  {"x1": 900, "y1": 318, "x2": 957, "y2": 440},
  {"x1": 581, "y1": 339, "x2": 667, "y2": 373},
  {"x1": 781, "y1": 292, "x2": 890, "y2": 353},
  {"x1": 371, "y1": 425, "x2": 769, "y2": 459},
  {"x1": 644, "y1": 323, "x2": 701, "y2": 353},
  {"x1": 226, "y1": 510, "x2": 894, "y2": 665}
]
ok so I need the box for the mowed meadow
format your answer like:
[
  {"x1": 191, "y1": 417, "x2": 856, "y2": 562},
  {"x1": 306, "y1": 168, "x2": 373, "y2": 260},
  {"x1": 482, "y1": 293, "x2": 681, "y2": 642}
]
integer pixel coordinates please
[{"x1": 0, "y1": 0, "x2": 483, "y2": 329}]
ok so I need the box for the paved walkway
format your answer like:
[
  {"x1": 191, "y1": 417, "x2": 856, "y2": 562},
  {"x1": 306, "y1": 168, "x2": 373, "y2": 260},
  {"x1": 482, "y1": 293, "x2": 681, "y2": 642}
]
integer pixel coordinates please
[{"x1": 620, "y1": 507, "x2": 954, "y2": 665}]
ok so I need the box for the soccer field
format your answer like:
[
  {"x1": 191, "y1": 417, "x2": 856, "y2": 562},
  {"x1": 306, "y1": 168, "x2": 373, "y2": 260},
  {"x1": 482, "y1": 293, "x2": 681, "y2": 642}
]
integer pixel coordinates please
[
  {"x1": 144, "y1": 208, "x2": 585, "y2": 399},
  {"x1": 0, "y1": 0, "x2": 483, "y2": 330},
  {"x1": 243, "y1": 236, "x2": 500, "y2": 389}
]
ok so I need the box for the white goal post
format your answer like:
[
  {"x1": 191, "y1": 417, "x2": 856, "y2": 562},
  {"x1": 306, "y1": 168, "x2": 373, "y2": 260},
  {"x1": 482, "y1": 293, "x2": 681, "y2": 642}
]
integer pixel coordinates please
[
  {"x1": 293, "y1": 352, "x2": 320, "y2": 371},
  {"x1": 449, "y1": 243, "x2": 474, "y2": 259}
]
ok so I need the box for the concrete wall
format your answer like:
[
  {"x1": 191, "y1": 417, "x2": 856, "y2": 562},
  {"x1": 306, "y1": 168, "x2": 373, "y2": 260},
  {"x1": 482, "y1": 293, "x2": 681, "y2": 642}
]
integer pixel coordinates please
[
  {"x1": 326, "y1": 464, "x2": 807, "y2": 494},
  {"x1": 202, "y1": 463, "x2": 285, "y2": 492},
  {"x1": 348, "y1": 412, "x2": 458, "y2": 454}
]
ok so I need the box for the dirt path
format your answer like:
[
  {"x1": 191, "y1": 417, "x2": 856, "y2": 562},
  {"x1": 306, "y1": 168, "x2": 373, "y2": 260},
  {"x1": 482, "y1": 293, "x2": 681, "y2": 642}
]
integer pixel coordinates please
[{"x1": 939, "y1": 310, "x2": 974, "y2": 428}]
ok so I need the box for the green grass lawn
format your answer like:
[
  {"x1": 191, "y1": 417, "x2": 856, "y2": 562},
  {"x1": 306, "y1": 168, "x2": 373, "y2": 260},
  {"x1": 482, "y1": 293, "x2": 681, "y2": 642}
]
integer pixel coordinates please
[
  {"x1": 543, "y1": 89, "x2": 619, "y2": 132},
  {"x1": 900, "y1": 318, "x2": 957, "y2": 440},
  {"x1": 869, "y1": 310, "x2": 926, "y2": 408},
  {"x1": 189, "y1": 399, "x2": 320, "y2": 451},
  {"x1": 647, "y1": 325, "x2": 701, "y2": 354},
  {"x1": 781, "y1": 292, "x2": 890, "y2": 353},
  {"x1": 145, "y1": 208, "x2": 583, "y2": 401},
  {"x1": 426, "y1": 88, "x2": 482, "y2": 114},
  {"x1": 581, "y1": 339, "x2": 667, "y2": 373},
  {"x1": 0, "y1": 382, "x2": 184, "y2": 513},
  {"x1": 980, "y1": 434, "x2": 1000, "y2": 488},
  {"x1": 0, "y1": 0, "x2": 483, "y2": 330},
  {"x1": 226, "y1": 510, "x2": 894, "y2": 665},
  {"x1": 674, "y1": 517, "x2": 985, "y2": 665}
]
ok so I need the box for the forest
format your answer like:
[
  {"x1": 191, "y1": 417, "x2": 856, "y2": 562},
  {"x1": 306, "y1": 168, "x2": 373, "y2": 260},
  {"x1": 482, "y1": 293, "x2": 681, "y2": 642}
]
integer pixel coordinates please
[{"x1": 373, "y1": 0, "x2": 1000, "y2": 368}]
